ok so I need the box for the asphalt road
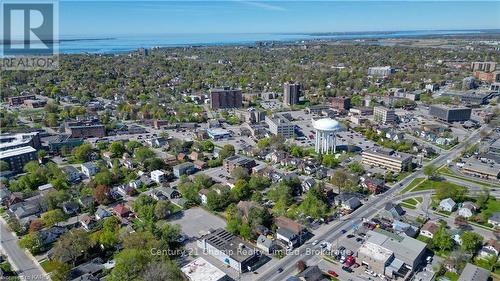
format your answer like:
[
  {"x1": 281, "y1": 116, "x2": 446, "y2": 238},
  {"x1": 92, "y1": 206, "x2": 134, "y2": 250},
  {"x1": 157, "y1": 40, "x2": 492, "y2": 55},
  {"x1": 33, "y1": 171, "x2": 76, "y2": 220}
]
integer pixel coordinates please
[
  {"x1": 0, "y1": 218, "x2": 49, "y2": 281},
  {"x1": 256, "y1": 126, "x2": 484, "y2": 281}
]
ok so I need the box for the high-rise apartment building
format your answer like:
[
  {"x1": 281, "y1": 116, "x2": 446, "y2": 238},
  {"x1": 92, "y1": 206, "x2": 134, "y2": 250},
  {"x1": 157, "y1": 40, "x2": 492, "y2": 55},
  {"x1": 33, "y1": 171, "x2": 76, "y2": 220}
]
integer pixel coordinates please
[
  {"x1": 209, "y1": 87, "x2": 243, "y2": 110},
  {"x1": 283, "y1": 82, "x2": 301, "y2": 106}
]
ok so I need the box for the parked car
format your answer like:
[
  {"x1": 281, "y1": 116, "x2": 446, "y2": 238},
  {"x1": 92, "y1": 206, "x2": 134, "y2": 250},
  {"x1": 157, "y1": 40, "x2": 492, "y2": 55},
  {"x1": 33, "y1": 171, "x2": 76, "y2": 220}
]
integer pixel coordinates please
[
  {"x1": 342, "y1": 266, "x2": 353, "y2": 273},
  {"x1": 328, "y1": 270, "x2": 338, "y2": 277}
]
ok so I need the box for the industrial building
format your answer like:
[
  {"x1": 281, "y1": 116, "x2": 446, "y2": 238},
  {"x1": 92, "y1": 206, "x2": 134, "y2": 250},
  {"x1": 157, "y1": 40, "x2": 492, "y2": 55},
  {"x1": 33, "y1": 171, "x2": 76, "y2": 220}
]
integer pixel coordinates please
[
  {"x1": 197, "y1": 228, "x2": 263, "y2": 273},
  {"x1": 429, "y1": 105, "x2": 471, "y2": 122},
  {"x1": 362, "y1": 148, "x2": 413, "y2": 172}
]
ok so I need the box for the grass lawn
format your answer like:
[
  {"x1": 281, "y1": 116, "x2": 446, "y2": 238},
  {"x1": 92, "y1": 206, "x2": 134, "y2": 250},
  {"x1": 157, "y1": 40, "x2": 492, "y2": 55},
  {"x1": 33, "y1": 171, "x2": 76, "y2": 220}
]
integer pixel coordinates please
[
  {"x1": 479, "y1": 198, "x2": 500, "y2": 218},
  {"x1": 40, "y1": 260, "x2": 58, "y2": 273},
  {"x1": 400, "y1": 202, "x2": 417, "y2": 209},
  {"x1": 412, "y1": 179, "x2": 463, "y2": 192},
  {"x1": 401, "y1": 177, "x2": 425, "y2": 193},
  {"x1": 444, "y1": 271, "x2": 460, "y2": 281},
  {"x1": 415, "y1": 197, "x2": 423, "y2": 203}
]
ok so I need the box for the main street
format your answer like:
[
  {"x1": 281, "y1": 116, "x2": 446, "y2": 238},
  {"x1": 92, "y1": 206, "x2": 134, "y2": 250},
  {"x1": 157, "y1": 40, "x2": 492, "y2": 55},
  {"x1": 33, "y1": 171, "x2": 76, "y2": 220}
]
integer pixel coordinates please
[{"x1": 256, "y1": 126, "x2": 485, "y2": 281}]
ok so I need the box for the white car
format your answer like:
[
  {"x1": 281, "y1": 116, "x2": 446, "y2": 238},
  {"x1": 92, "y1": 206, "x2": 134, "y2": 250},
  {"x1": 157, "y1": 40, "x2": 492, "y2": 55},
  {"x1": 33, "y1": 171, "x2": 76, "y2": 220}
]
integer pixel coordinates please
[{"x1": 312, "y1": 240, "x2": 319, "y2": 246}]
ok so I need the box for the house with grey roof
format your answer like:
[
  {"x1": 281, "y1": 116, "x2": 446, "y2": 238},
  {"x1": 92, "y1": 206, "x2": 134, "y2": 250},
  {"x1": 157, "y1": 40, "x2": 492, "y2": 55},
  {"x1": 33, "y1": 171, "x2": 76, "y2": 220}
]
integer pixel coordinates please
[
  {"x1": 458, "y1": 263, "x2": 490, "y2": 281},
  {"x1": 439, "y1": 198, "x2": 457, "y2": 212},
  {"x1": 256, "y1": 235, "x2": 275, "y2": 254},
  {"x1": 488, "y1": 212, "x2": 500, "y2": 228},
  {"x1": 81, "y1": 162, "x2": 99, "y2": 178}
]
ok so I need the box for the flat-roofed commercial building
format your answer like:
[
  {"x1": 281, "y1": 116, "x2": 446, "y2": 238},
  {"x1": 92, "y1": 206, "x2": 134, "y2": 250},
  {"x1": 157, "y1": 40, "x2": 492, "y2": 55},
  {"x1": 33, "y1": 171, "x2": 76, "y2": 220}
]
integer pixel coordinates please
[
  {"x1": 0, "y1": 132, "x2": 41, "y2": 152},
  {"x1": 358, "y1": 230, "x2": 426, "y2": 279},
  {"x1": 461, "y1": 159, "x2": 500, "y2": 180},
  {"x1": 197, "y1": 228, "x2": 263, "y2": 273},
  {"x1": 181, "y1": 257, "x2": 229, "y2": 281},
  {"x1": 429, "y1": 105, "x2": 471, "y2": 122},
  {"x1": 0, "y1": 146, "x2": 37, "y2": 172},
  {"x1": 374, "y1": 106, "x2": 396, "y2": 124},
  {"x1": 368, "y1": 66, "x2": 394, "y2": 77},
  {"x1": 362, "y1": 148, "x2": 413, "y2": 172},
  {"x1": 65, "y1": 120, "x2": 106, "y2": 138},
  {"x1": 210, "y1": 87, "x2": 242, "y2": 110},
  {"x1": 265, "y1": 115, "x2": 295, "y2": 138}
]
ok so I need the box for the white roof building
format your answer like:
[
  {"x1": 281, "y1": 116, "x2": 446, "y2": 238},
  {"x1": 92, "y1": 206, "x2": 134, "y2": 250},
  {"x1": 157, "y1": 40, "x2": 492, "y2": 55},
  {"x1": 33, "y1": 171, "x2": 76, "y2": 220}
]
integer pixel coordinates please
[{"x1": 180, "y1": 257, "x2": 227, "y2": 281}]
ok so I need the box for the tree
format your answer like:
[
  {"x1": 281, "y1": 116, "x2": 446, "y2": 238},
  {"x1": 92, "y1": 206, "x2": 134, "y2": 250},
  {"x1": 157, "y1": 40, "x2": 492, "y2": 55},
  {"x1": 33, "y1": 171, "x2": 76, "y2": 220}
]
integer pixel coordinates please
[
  {"x1": 52, "y1": 229, "x2": 93, "y2": 266},
  {"x1": 94, "y1": 170, "x2": 113, "y2": 186},
  {"x1": 19, "y1": 233, "x2": 42, "y2": 254},
  {"x1": 248, "y1": 175, "x2": 271, "y2": 191},
  {"x1": 423, "y1": 165, "x2": 438, "y2": 179},
  {"x1": 29, "y1": 219, "x2": 43, "y2": 233},
  {"x1": 476, "y1": 188, "x2": 490, "y2": 209},
  {"x1": 231, "y1": 166, "x2": 249, "y2": 180},
  {"x1": 37, "y1": 150, "x2": 47, "y2": 160},
  {"x1": 435, "y1": 183, "x2": 467, "y2": 201},
  {"x1": 231, "y1": 179, "x2": 251, "y2": 201},
  {"x1": 134, "y1": 147, "x2": 156, "y2": 162},
  {"x1": 239, "y1": 223, "x2": 252, "y2": 240},
  {"x1": 108, "y1": 249, "x2": 151, "y2": 281},
  {"x1": 50, "y1": 261, "x2": 71, "y2": 281},
  {"x1": 41, "y1": 209, "x2": 65, "y2": 227},
  {"x1": 330, "y1": 168, "x2": 354, "y2": 194},
  {"x1": 109, "y1": 141, "x2": 126, "y2": 157},
  {"x1": 347, "y1": 161, "x2": 364, "y2": 174},
  {"x1": 299, "y1": 189, "x2": 329, "y2": 219},
  {"x1": 0, "y1": 160, "x2": 9, "y2": 171},
  {"x1": 154, "y1": 200, "x2": 172, "y2": 219},
  {"x1": 219, "y1": 144, "x2": 235, "y2": 159},
  {"x1": 322, "y1": 154, "x2": 339, "y2": 168},
  {"x1": 93, "y1": 185, "x2": 112, "y2": 205},
  {"x1": 201, "y1": 140, "x2": 214, "y2": 152},
  {"x1": 142, "y1": 261, "x2": 183, "y2": 281},
  {"x1": 460, "y1": 231, "x2": 483, "y2": 254},
  {"x1": 126, "y1": 140, "x2": 143, "y2": 152},
  {"x1": 431, "y1": 226, "x2": 454, "y2": 253},
  {"x1": 145, "y1": 158, "x2": 166, "y2": 171},
  {"x1": 73, "y1": 143, "x2": 93, "y2": 162},
  {"x1": 296, "y1": 260, "x2": 307, "y2": 272}
]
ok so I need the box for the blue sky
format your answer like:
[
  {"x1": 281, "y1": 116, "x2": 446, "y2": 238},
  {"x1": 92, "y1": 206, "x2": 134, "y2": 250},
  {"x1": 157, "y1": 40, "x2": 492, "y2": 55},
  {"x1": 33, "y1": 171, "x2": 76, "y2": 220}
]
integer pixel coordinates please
[{"x1": 59, "y1": 1, "x2": 500, "y2": 36}]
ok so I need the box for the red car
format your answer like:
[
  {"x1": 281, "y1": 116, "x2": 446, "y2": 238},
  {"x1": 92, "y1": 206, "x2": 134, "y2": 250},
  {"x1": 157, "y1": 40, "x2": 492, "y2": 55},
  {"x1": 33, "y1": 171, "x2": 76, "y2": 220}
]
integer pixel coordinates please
[
  {"x1": 344, "y1": 256, "x2": 356, "y2": 267},
  {"x1": 328, "y1": 270, "x2": 338, "y2": 277}
]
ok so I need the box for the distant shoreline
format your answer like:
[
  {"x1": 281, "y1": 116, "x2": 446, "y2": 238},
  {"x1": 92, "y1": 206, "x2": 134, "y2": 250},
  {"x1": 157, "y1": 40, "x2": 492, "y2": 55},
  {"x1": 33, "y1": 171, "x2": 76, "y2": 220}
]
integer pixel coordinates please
[{"x1": 3, "y1": 29, "x2": 500, "y2": 55}]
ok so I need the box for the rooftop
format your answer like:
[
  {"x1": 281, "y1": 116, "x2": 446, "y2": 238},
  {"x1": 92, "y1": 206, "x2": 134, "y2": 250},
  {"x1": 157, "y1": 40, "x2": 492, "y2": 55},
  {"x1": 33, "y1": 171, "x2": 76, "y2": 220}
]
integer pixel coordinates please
[
  {"x1": 200, "y1": 228, "x2": 259, "y2": 263},
  {"x1": 0, "y1": 146, "x2": 36, "y2": 159},
  {"x1": 312, "y1": 118, "x2": 341, "y2": 131},
  {"x1": 180, "y1": 257, "x2": 227, "y2": 281}
]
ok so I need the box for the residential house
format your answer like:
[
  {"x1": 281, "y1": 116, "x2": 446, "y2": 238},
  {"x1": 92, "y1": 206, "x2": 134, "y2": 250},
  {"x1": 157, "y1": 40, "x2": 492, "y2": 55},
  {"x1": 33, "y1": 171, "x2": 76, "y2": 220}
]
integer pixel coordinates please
[
  {"x1": 380, "y1": 203, "x2": 405, "y2": 221},
  {"x1": 151, "y1": 170, "x2": 166, "y2": 184},
  {"x1": 458, "y1": 202, "x2": 477, "y2": 218},
  {"x1": 116, "y1": 185, "x2": 136, "y2": 197},
  {"x1": 256, "y1": 235, "x2": 275, "y2": 254},
  {"x1": 488, "y1": 212, "x2": 500, "y2": 228},
  {"x1": 80, "y1": 215, "x2": 95, "y2": 231},
  {"x1": 420, "y1": 222, "x2": 439, "y2": 239},
  {"x1": 81, "y1": 162, "x2": 99, "y2": 178},
  {"x1": 439, "y1": 198, "x2": 457, "y2": 212},
  {"x1": 62, "y1": 166, "x2": 81, "y2": 183},
  {"x1": 275, "y1": 216, "x2": 306, "y2": 249},
  {"x1": 199, "y1": 189, "x2": 210, "y2": 205},
  {"x1": 301, "y1": 178, "x2": 316, "y2": 193},
  {"x1": 62, "y1": 201, "x2": 80, "y2": 215},
  {"x1": 95, "y1": 208, "x2": 111, "y2": 220},
  {"x1": 193, "y1": 160, "x2": 207, "y2": 170},
  {"x1": 295, "y1": 265, "x2": 325, "y2": 281},
  {"x1": 39, "y1": 226, "x2": 66, "y2": 247},
  {"x1": 341, "y1": 197, "x2": 361, "y2": 212},
  {"x1": 362, "y1": 177, "x2": 385, "y2": 194},
  {"x1": 129, "y1": 179, "x2": 142, "y2": 189},
  {"x1": 0, "y1": 187, "x2": 11, "y2": 205},
  {"x1": 173, "y1": 162, "x2": 195, "y2": 177},
  {"x1": 458, "y1": 263, "x2": 490, "y2": 281},
  {"x1": 113, "y1": 204, "x2": 131, "y2": 218},
  {"x1": 163, "y1": 187, "x2": 181, "y2": 199},
  {"x1": 188, "y1": 151, "x2": 201, "y2": 161},
  {"x1": 478, "y1": 239, "x2": 500, "y2": 259},
  {"x1": 78, "y1": 196, "x2": 94, "y2": 210},
  {"x1": 9, "y1": 197, "x2": 46, "y2": 219}
]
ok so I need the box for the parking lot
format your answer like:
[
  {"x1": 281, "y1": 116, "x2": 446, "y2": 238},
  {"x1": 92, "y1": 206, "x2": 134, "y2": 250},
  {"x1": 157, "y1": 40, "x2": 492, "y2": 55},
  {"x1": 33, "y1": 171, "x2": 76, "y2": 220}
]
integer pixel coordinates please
[{"x1": 168, "y1": 207, "x2": 227, "y2": 239}]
